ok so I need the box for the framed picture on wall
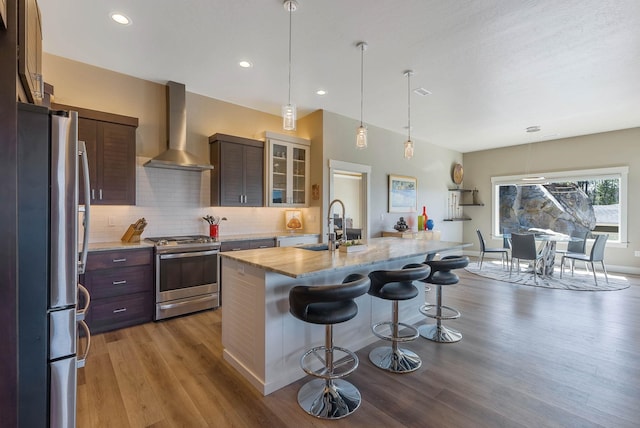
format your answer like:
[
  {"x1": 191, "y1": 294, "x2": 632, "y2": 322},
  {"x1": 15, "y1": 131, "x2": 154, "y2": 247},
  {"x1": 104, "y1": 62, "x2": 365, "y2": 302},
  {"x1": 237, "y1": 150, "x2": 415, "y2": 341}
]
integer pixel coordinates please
[{"x1": 388, "y1": 174, "x2": 417, "y2": 213}]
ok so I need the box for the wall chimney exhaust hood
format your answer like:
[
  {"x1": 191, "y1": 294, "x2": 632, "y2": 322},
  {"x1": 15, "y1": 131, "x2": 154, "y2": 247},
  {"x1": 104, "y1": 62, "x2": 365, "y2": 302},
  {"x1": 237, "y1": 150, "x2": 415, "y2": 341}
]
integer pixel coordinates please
[{"x1": 144, "y1": 81, "x2": 214, "y2": 171}]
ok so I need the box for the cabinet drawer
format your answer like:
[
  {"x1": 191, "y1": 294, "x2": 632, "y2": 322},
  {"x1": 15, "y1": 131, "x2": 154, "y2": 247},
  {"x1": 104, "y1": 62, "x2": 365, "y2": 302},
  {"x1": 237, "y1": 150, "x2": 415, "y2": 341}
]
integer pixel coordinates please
[
  {"x1": 85, "y1": 265, "x2": 152, "y2": 299},
  {"x1": 88, "y1": 292, "x2": 153, "y2": 334},
  {"x1": 86, "y1": 248, "x2": 152, "y2": 270},
  {"x1": 220, "y1": 238, "x2": 276, "y2": 251},
  {"x1": 278, "y1": 235, "x2": 319, "y2": 247},
  {"x1": 249, "y1": 238, "x2": 276, "y2": 249},
  {"x1": 220, "y1": 240, "x2": 251, "y2": 252}
]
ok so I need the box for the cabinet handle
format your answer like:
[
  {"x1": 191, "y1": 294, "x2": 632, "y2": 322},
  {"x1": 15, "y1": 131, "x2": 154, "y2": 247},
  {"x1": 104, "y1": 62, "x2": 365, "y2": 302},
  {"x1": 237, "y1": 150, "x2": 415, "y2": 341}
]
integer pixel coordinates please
[
  {"x1": 231, "y1": 248, "x2": 243, "y2": 251},
  {"x1": 99, "y1": 189, "x2": 103, "y2": 200},
  {"x1": 112, "y1": 258, "x2": 127, "y2": 263},
  {"x1": 112, "y1": 280, "x2": 127, "y2": 285},
  {"x1": 91, "y1": 189, "x2": 95, "y2": 200},
  {"x1": 258, "y1": 245, "x2": 269, "y2": 248},
  {"x1": 113, "y1": 308, "x2": 127, "y2": 314}
]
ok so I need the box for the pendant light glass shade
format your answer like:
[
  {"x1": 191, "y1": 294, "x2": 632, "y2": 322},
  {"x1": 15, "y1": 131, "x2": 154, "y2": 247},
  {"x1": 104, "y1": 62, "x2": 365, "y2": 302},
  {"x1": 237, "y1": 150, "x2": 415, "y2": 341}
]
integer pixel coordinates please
[
  {"x1": 404, "y1": 139, "x2": 414, "y2": 159},
  {"x1": 282, "y1": 0, "x2": 298, "y2": 131},
  {"x1": 356, "y1": 125, "x2": 367, "y2": 148},
  {"x1": 282, "y1": 103, "x2": 297, "y2": 131},
  {"x1": 356, "y1": 41, "x2": 368, "y2": 149},
  {"x1": 403, "y1": 70, "x2": 414, "y2": 159}
]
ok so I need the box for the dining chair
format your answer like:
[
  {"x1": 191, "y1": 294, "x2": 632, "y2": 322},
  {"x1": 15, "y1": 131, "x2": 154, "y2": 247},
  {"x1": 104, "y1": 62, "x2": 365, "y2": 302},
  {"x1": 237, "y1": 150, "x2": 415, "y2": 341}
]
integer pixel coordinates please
[
  {"x1": 476, "y1": 229, "x2": 509, "y2": 269},
  {"x1": 556, "y1": 230, "x2": 589, "y2": 270},
  {"x1": 560, "y1": 234, "x2": 609, "y2": 285},
  {"x1": 502, "y1": 228, "x2": 512, "y2": 252},
  {"x1": 509, "y1": 233, "x2": 544, "y2": 284}
]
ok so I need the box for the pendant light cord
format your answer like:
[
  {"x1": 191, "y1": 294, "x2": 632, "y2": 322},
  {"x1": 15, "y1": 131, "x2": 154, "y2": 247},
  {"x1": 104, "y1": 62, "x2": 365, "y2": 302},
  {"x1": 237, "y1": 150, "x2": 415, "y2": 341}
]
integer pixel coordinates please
[
  {"x1": 360, "y1": 44, "x2": 364, "y2": 126},
  {"x1": 287, "y1": 5, "x2": 292, "y2": 105},
  {"x1": 407, "y1": 71, "x2": 411, "y2": 141}
]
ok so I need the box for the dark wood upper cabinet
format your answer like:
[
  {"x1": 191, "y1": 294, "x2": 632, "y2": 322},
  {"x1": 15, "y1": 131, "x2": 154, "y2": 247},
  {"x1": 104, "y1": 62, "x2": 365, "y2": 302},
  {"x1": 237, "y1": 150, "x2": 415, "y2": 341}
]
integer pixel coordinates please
[
  {"x1": 209, "y1": 133, "x2": 264, "y2": 207},
  {"x1": 54, "y1": 103, "x2": 138, "y2": 205}
]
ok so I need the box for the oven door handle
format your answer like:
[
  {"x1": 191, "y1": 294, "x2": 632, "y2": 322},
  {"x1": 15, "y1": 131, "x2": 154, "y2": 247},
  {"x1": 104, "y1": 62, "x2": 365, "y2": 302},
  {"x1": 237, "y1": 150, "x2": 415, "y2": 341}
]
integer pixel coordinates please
[
  {"x1": 159, "y1": 249, "x2": 219, "y2": 260},
  {"x1": 158, "y1": 294, "x2": 216, "y2": 310}
]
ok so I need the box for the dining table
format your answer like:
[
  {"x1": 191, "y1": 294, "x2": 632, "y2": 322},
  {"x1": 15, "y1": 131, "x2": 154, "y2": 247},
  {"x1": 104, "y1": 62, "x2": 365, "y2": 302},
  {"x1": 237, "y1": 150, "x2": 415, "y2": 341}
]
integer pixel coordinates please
[{"x1": 503, "y1": 229, "x2": 583, "y2": 276}]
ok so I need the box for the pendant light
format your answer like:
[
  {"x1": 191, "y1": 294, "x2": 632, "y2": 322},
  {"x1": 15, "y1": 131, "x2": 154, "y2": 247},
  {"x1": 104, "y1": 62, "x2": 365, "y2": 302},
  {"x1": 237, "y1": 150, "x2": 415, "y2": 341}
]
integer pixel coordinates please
[
  {"x1": 282, "y1": 0, "x2": 298, "y2": 131},
  {"x1": 356, "y1": 41, "x2": 368, "y2": 149},
  {"x1": 403, "y1": 70, "x2": 414, "y2": 159}
]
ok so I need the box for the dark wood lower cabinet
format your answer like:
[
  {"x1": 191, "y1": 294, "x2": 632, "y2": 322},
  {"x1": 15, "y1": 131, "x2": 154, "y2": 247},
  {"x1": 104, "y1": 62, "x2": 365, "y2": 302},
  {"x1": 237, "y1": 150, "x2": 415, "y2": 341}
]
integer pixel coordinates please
[
  {"x1": 88, "y1": 293, "x2": 152, "y2": 333},
  {"x1": 220, "y1": 238, "x2": 276, "y2": 252},
  {"x1": 82, "y1": 248, "x2": 153, "y2": 334}
]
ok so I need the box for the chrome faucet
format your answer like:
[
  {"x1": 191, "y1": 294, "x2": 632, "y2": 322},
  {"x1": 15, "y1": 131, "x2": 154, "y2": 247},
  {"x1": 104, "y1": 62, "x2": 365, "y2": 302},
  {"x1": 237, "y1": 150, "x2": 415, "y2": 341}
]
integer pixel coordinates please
[{"x1": 327, "y1": 199, "x2": 346, "y2": 252}]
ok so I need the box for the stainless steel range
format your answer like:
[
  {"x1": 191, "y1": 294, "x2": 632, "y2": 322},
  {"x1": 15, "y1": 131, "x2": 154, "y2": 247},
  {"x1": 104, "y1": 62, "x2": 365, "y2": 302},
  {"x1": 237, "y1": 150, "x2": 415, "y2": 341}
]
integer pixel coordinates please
[{"x1": 146, "y1": 235, "x2": 221, "y2": 320}]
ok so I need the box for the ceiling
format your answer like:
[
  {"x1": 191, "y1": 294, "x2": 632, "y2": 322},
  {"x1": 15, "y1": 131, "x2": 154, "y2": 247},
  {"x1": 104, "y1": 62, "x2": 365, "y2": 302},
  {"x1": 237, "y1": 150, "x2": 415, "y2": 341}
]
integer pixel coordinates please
[{"x1": 39, "y1": 0, "x2": 640, "y2": 153}]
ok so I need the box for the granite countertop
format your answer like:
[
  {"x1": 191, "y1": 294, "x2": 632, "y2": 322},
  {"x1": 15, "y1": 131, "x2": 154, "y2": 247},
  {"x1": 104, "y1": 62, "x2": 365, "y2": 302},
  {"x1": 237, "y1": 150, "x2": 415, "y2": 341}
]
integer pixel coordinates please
[
  {"x1": 219, "y1": 231, "x2": 320, "y2": 242},
  {"x1": 87, "y1": 232, "x2": 320, "y2": 251},
  {"x1": 87, "y1": 241, "x2": 154, "y2": 252},
  {"x1": 220, "y1": 237, "x2": 471, "y2": 278}
]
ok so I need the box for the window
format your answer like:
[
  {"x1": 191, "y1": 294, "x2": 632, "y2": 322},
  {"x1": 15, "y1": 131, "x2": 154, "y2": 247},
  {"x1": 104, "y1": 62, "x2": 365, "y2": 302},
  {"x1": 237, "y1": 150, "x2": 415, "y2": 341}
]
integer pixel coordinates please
[{"x1": 491, "y1": 167, "x2": 628, "y2": 246}]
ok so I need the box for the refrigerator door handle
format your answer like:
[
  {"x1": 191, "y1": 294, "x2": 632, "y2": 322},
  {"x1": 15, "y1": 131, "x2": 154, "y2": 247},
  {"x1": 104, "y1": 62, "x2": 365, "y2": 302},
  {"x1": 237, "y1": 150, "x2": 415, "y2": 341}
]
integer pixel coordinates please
[
  {"x1": 78, "y1": 140, "x2": 91, "y2": 275},
  {"x1": 76, "y1": 283, "x2": 90, "y2": 321},
  {"x1": 76, "y1": 320, "x2": 91, "y2": 368}
]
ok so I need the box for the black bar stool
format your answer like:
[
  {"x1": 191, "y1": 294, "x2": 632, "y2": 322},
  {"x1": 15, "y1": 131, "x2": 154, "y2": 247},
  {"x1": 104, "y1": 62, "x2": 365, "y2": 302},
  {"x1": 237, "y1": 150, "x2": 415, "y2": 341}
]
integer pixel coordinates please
[
  {"x1": 419, "y1": 255, "x2": 469, "y2": 343},
  {"x1": 367, "y1": 264, "x2": 431, "y2": 373},
  {"x1": 289, "y1": 273, "x2": 370, "y2": 419}
]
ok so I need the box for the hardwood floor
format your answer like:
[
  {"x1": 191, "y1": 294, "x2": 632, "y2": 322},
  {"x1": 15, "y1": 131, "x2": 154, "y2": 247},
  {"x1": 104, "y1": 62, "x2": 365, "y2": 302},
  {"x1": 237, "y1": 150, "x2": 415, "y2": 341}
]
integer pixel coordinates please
[{"x1": 77, "y1": 268, "x2": 640, "y2": 427}]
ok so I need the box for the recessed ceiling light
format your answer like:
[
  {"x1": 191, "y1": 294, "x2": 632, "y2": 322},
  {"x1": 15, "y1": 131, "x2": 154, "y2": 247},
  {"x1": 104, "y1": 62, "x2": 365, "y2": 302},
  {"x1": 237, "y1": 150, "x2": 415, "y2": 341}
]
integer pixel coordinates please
[
  {"x1": 316, "y1": 89, "x2": 327, "y2": 96},
  {"x1": 238, "y1": 60, "x2": 253, "y2": 68},
  {"x1": 413, "y1": 87, "x2": 432, "y2": 96},
  {"x1": 526, "y1": 125, "x2": 541, "y2": 133},
  {"x1": 110, "y1": 13, "x2": 131, "y2": 25}
]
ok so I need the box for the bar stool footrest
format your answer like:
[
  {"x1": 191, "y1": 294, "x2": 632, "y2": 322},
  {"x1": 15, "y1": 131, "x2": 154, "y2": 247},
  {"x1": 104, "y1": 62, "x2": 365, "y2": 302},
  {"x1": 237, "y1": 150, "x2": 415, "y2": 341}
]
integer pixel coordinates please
[
  {"x1": 419, "y1": 303, "x2": 461, "y2": 320},
  {"x1": 371, "y1": 321, "x2": 419, "y2": 342},
  {"x1": 300, "y1": 346, "x2": 359, "y2": 379}
]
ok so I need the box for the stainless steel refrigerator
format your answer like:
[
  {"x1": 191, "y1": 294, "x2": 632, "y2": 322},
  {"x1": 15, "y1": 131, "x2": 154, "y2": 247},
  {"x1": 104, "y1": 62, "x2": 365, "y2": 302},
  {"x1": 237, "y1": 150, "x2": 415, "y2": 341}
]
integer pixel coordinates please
[{"x1": 18, "y1": 102, "x2": 91, "y2": 427}]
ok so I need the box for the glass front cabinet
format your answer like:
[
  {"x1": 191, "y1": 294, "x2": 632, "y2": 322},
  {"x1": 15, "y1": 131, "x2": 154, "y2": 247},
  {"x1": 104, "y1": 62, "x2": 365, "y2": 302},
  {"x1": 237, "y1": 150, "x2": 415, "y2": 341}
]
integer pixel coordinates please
[{"x1": 265, "y1": 132, "x2": 311, "y2": 207}]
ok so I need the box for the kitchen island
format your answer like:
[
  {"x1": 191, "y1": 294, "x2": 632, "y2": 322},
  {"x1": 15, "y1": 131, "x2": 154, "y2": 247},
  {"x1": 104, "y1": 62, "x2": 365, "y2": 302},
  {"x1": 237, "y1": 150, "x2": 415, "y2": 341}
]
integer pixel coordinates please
[{"x1": 219, "y1": 237, "x2": 470, "y2": 395}]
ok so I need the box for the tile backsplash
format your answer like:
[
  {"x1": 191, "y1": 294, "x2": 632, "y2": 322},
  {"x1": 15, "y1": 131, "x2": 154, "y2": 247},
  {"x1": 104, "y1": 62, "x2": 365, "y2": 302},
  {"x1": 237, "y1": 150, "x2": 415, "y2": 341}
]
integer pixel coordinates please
[{"x1": 85, "y1": 157, "x2": 320, "y2": 242}]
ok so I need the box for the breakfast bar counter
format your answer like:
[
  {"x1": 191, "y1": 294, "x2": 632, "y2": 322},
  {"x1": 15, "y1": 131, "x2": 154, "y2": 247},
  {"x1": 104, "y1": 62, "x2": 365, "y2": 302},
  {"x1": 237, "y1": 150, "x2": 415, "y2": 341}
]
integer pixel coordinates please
[{"x1": 219, "y1": 237, "x2": 470, "y2": 395}]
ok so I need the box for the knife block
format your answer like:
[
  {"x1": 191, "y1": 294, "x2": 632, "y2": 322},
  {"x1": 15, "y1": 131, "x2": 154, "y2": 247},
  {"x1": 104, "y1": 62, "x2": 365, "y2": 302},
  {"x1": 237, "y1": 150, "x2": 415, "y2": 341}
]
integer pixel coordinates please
[{"x1": 121, "y1": 224, "x2": 143, "y2": 243}]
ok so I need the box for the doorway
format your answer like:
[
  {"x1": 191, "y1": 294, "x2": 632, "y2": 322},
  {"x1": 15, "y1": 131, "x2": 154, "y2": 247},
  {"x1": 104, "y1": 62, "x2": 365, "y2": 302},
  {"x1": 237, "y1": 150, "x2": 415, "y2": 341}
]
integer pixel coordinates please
[{"x1": 329, "y1": 160, "x2": 371, "y2": 239}]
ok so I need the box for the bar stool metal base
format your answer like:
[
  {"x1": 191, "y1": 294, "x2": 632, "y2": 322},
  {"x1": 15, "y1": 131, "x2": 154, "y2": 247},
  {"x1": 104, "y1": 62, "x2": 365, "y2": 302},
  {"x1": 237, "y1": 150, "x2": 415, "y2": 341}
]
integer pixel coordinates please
[
  {"x1": 297, "y1": 378, "x2": 361, "y2": 419},
  {"x1": 368, "y1": 346, "x2": 422, "y2": 373},
  {"x1": 418, "y1": 324, "x2": 462, "y2": 343}
]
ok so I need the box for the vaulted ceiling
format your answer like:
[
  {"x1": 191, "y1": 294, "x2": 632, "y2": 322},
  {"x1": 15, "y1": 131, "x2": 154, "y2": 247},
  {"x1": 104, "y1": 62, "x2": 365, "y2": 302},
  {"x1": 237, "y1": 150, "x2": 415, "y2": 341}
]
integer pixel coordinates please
[{"x1": 39, "y1": 0, "x2": 640, "y2": 152}]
